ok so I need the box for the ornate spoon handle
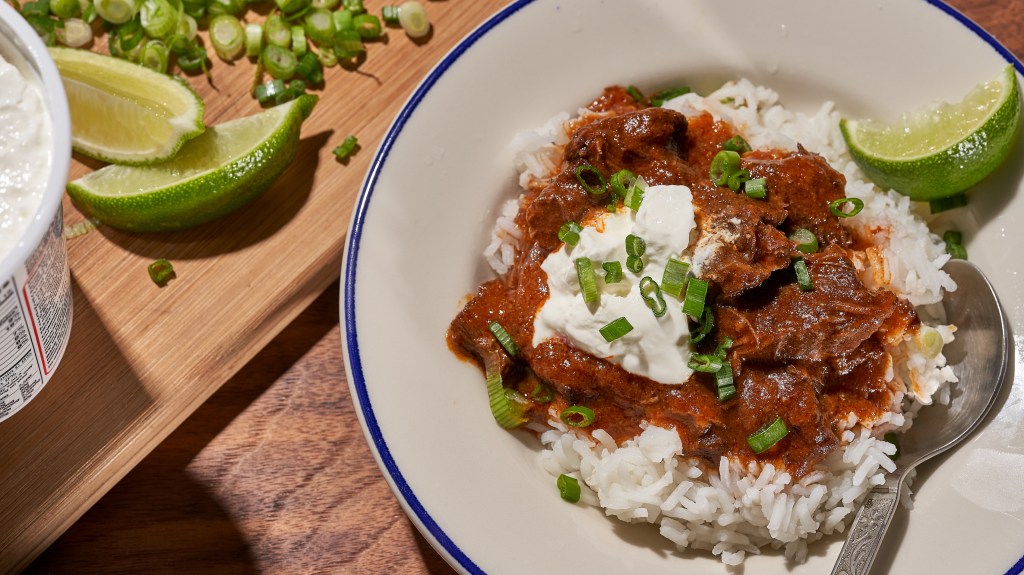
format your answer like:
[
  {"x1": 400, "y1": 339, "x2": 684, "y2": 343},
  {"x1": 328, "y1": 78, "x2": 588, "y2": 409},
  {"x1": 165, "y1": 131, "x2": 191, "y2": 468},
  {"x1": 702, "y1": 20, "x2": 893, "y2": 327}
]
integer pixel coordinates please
[{"x1": 830, "y1": 478, "x2": 902, "y2": 575}]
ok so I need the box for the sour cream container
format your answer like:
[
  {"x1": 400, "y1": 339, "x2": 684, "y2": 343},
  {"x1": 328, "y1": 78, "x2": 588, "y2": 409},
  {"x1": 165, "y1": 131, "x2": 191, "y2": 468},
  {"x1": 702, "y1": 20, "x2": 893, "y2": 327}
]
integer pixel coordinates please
[{"x1": 0, "y1": 3, "x2": 73, "y2": 423}]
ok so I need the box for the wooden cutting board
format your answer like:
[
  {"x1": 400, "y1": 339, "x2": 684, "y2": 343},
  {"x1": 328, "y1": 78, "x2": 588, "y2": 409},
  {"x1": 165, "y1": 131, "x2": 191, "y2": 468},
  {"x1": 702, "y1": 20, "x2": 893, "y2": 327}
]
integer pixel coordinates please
[{"x1": 0, "y1": 1, "x2": 510, "y2": 571}]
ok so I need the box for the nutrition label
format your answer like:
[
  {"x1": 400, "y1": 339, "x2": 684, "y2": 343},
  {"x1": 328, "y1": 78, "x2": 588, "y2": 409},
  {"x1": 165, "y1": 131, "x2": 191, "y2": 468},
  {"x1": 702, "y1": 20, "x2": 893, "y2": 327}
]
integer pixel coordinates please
[{"x1": 0, "y1": 211, "x2": 72, "y2": 423}]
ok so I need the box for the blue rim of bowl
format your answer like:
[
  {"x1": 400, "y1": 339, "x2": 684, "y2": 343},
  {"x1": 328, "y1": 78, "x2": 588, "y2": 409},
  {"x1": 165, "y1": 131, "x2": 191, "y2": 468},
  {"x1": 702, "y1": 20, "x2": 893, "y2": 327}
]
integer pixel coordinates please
[{"x1": 342, "y1": 2, "x2": 1024, "y2": 574}]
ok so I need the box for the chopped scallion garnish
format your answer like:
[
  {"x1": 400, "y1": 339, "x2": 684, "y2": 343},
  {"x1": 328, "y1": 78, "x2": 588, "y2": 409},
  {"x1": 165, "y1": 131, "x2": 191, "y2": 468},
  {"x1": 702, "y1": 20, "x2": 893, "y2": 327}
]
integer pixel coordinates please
[
  {"x1": 688, "y1": 353, "x2": 724, "y2": 373},
  {"x1": 485, "y1": 368, "x2": 527, "y2": 429},
  {"x1": 488, "y1": 321, "x2": 518, "y2": 358},
  {"x1": 530, "y1": 382, "x2": 553, "y2": 403},
  {"x1": 610, "y1": 169, "x2": 637, "y2": 198},
  {"x1": 574, "y1": 164, "x2": 606, "y2": 196},
  {"x1": 722, "y1": 135, "x2": 751, "y2": 154},
  {"x1": 682, "y1": 278, "x2": 708, "y2": 319},
  {"x1": 558, "y1": 221, "x2": 583, "y2": 246},
  {"x1": 828, "y1": 197, "x2": 865, "y2": 218},
  {"x1": 744, "y1": 177, "x2": 767, "y2": 199},
  {"x1": 794, "y1": 258, "x2": 813, "y2": 291},
  {"x1": 639, "y1": 276, "x2": 667, "y2": 318},
  {"x1": 626, "y1": 85, "x2": 645, "y2": 103},
  {"x1": 715, "y1": 363, "x2": 735, "y2": 401},
  {"x1": 747, "y1": 416, "x2": 789, "y2": 454},
  {"x1": 709, "y1": 150, "x2": 741, "y2": 188},
  {"x1": 602, "y1": 261, "x2": 623, "y2": 284},
  {"x1": 690, "y1": 305, "x2": 714, "y2": 344},
  {"x1": 397, "y1": 0, "x2": 430, "y2": 39},
  {"x1": 262, "y1": 43, "x2": 298, "y2": 79},
  {"x1": 575, "y1": 258, "x2": 599, "y2": 304},
  {"x1": 789, "y1": 228, "x2": 818, "y2": 254},
  {"x1": 209, "y1": 14, "x2": 245, "y2": 61},
  {"x1": 649, "y1": 86, "x2": 690, "y2": 107},
  {"x1": 625, "y1": 234, "x2": 645, "y2": 257},
  {"x1": 599, "y1": 317, "x2": 633, "y2": 342},
  {"x1": 625, "y1": 255, "x2": 644, "y2": 274},
  {"x1": 943, "y1": 230, "x2": 967, "y2": 260},
  {"x1": 661, "y1": 258, "x2": 690, "y2": 298},
  {"x1": 557, "y1": 474, "x2": 581, "y2": 503},
  {"x1": 560, "y1": 405, "x2": 596, "y2": 428},
  {"x1": 148, "y1": 259, "x2": 175, "y2": 286},
  {"x1": 332, "y1": 135, "x2": 359, "y2": 161},
  {"x1": 623, "y1": 176, "x2": 647, "y2": 211}
]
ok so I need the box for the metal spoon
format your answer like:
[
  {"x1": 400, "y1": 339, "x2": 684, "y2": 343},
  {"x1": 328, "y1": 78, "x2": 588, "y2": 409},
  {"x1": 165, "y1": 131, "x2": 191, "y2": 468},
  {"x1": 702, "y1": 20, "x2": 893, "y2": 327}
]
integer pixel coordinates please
[{"x1": 831, "y1": 259, "x2": 1009, "y2": 575}]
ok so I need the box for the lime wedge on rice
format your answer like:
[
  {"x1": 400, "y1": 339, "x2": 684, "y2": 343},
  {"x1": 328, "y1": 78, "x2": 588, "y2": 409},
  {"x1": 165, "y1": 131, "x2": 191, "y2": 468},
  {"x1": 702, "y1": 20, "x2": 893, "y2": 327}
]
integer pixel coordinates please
[
  {"x1": 49, "y1": 46, "x2": 205, "y2": 165},
  {"x1": 66, "y1": 94, "x2": 318, "y2": 232},
  {"x1": 840, "y1": 64, "x2": 1021, "y2": 200}
]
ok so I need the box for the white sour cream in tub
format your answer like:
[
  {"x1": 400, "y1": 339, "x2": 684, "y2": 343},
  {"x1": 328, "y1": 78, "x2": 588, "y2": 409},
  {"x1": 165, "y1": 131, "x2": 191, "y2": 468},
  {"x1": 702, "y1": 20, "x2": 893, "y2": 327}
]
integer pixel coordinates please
[{"x1": 0, "y1": 52, "x2": 51, "y2": 257}]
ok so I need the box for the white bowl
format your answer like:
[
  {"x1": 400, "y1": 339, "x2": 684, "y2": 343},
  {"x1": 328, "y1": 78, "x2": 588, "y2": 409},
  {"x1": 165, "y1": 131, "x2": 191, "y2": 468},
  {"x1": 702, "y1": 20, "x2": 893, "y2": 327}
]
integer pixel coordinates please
[
  {"x1": 0, "y1": 2, "x2": 73, "y2": 423},
  {"x1": 343, "y1": 1, "x2": 1024, "y2": 573}
]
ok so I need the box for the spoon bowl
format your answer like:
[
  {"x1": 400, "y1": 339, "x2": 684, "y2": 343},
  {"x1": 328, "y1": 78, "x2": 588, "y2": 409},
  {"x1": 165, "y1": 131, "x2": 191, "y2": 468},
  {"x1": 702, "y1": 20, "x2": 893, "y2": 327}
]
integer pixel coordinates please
[{"x1": 831, "y1": 259, "x2": 1009, "y2": 575}]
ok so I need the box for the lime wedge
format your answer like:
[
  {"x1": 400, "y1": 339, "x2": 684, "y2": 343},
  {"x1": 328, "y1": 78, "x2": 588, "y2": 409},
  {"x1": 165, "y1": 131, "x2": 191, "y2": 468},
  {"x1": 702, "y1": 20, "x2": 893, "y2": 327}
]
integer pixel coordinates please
[
  {"x1": 66, "y1": 95, "x2": 318, "y2": 232},
  {"x1": 49, "y1": 46, "x2": 205, "y2": 165},
  {"x1": 840, "y1": 64, "x2": 1021, "y2": 200}
]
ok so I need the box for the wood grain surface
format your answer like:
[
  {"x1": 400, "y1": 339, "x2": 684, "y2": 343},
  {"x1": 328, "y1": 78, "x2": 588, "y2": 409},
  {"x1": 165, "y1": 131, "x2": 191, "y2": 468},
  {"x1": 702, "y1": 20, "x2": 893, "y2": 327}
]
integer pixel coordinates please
[{"x1": 9, "y1": 0, "x2": 1024, "y2": 573}]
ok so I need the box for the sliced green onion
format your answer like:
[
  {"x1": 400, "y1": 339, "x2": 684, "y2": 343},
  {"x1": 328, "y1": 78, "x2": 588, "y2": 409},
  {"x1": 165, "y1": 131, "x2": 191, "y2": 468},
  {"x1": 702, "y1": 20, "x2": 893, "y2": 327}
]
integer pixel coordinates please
[
  {"x1": 332, "y1": 8, "x2": 354, "y2": 31},
  {"x1": 599, "y1": 317, "x2": 633, "y2": 342},
  {"x1": 682, "y1": 277, "x2": 708, "y2": 319},
  {"x1": 609, "y1": 169, "x2": 637, "y2": 198},
  {"x1": 55, "y1": 17, "x2": 93, "y2": 47},
  {"x1": 649, "y1": 86, "x2": 690, "y2": 107},
  {"x1": 639, "y1": 276, "x2": 667, "y2": 318},
  {"x1": 49, "y1": 0, "x2": 79, "y2": 18},
  {"x1": 178, "y1": 13, "x2": 197, "y2": 40},
  {"x1": 353, "y1": 12, "x2": 381, "y2": 38},
  {"x1": 625, "y1": 255, "x2": 644, "y2": 274},
  {"x1": 558, "y1": 221, "x2": 583, "y2": 246},
  {"x1": 690, "y1": 305, "x2": 714, "y2": 344},
  {"x1": 914, "y1": 325, "x2": 944, "y2": 359},
  {"x1": 335, "y1": 29, "x2": 364, "y2": 58},
  {"x1": 625, "y1": 234, "x2": 645, "y2": 257},
  {"x1": 828, "y1": 197, "x2": 864, "y2": 218},
  {"x1": 343, "y1": 0, "x2": 364, "y2": 12},
  {"x1": 747, "y1": 416, "x2": 789, "y2": 454},
  {"x1": 943, "y1": 230, "x2": 967, "y2": 260},
  {"x1": 727, "y1": 168, "x2": 750, "y2": 192},
  {"x1": 316, "y1": 44, "x2": 338, "y2": 67},
  {"x1": 715, "y1": 363, "x2": 735, "y2": 401},
  {"x1": 688, "y1": 353, "x2": 724, "y2": 373},
  {"x1": 789, "y1": 228, "x2": 818, "y2": 254},
  {"x1": 715, "y1": 336, "x2": 733, "y2": 357},
  {"x1": 560, "y1": 405, "x2": 595, "y2": 428},
  {"x1": 709, "y1": 150, "x2": 741, "y2": 188},
  {"x1": 265, "y1": 13, "x2": 291, "y2": 47},
  {"x1": 661, "y1": 258, "x2": 690, "y2": 298},
  {"x1": 623, "y1": 177, "x2": 647, "y2": 211},
  {"x1": 139, "y1": 39, "x2": 169, "y2": 72},
  {"x1": 488, "y1": 321, "x2": 519, "y2": 358},
  {"x1": 883, "y1": 431, "x2": 901, "y2": 460},
  {"x1": 209, "y1": 14, "x2": 244, "y2": 60},
  {"x1": 181, "y1": 0, "x2": 203, "y2": 19},
  {"x1": 722, "y1": 135, "x2": 751, "y2": 154},
  {"x1": 574, "y1": 164, "x2": 606, "y2": 195},
  {"x1": 296, "y1": 50, "x2": 323, "y2": 83},
  {"x1": 794, "y1": 258, "x2": 813, "y2": 291},
  {"x1": 929, "y1": 193, "x2": 968, "y2": 214},
  {"x1": 575, "y1": 258, "x2": 599, "y2": 304},
  {"x1": 175, "y1": 42, "x2": 208, "y2": 75},
  {"x1": 207, "y1": 0, "x2": 245, "y2": 17},
  {"x1": 311, "y1": 0, "x2": 338, "y2": 8},
  {"x1": 110, "y1": 19, "x2": 145, "y2": 55},
  {"x1": 94, "y1": 0, "x2": 139, "y2": 24},
  {"x1": 147, "y1": 259, "x2": 175, "y2": 286},
  {"x1": 332, "y1": 134, "x2": 359, "y2": 161},
  {"x1": 275, "y1": 0, "x2": 310, "y2": 16},
  {"x1": 626, "y1": 85, "x2": 644, "y2": 103},
  {"x1": 140, "y1": 0, "x2": 179, "y2": 39},
  {"x1": 381, "y1": 4, "x2": 399, "y2": 25},
  {"x1": 744, "y1": 177, "x2": 767, "y2": 199},
  {"x1": 303, "y1": 7, "x2": 335, "y2": 43},
  {"x1": 290, "y1": 25, "x2": 307, "y2": 56},
  {"x1": 254, "y1": 78, "x2": 286, "y2": 105},
  {"x1": 262, "y1": 43, "x2": 297, "y2": 79},
  {"x1": 485, "y1": 368, "x2": 527, "y2": 429},
  {"x1": 397, "y1": 0, "x2": 429, "y2": 38},
  {"x1": 557, "y1": 474, "x2": 581, "y2": 503},
  {"x1": 602, "y1": 261, "x2": 622, "y2": 284},
  {"x1": 244, "y1": 22, "x2": 263, "y2": 57},
  {"x1": 530, "y1": 382, "x2": 553, "y2": 403}
]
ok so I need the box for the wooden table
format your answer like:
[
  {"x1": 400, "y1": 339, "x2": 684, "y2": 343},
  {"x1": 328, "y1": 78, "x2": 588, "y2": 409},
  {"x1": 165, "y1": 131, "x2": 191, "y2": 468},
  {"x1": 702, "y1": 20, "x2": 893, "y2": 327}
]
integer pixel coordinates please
[{"x1": 10, "y1": 0, "x2": 1024, "y2": 573}]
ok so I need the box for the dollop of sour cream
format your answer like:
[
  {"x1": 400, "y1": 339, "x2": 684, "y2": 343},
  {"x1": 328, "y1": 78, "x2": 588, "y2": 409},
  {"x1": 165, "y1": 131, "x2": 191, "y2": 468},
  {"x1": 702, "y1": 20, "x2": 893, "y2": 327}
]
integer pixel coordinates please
[
  {"x1": 533, "y1": 185, "x2": 698, "y2": 384},
  {"x1": 0, "y1": 53, "x2": 51, "y2": 258}
]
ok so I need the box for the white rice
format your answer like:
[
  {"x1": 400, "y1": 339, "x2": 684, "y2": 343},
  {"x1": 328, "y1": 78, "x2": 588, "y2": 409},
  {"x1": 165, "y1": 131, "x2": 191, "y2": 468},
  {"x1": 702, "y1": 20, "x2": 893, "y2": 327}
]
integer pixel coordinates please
[{"x1": 493, "y1": 79, "x2": 959, "y2": 565}]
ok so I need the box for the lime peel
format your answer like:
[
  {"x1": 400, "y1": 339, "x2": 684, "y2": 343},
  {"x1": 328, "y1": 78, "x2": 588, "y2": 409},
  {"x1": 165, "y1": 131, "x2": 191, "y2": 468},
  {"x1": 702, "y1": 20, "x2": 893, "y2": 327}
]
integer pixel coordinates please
[
  {"x1": 66, "y1": 94, "x2": 318, "y2": 232},
  {"x1": 840, "y1": 64, "x2": 1021, "y2": 201}
]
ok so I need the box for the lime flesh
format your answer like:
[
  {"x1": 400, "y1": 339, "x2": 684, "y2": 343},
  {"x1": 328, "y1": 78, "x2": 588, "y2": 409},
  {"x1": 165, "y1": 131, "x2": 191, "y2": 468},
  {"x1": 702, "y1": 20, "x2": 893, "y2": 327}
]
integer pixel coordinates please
[
  {"x1": 66, "y1": 95, "x2": 318, "y2": 232},
  {"x1": 49, "y1": 47, "x2": 206, "y2": 165},
  {"x1": 840, "y1": 64, "x2": 1021, "y2": 201}
]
